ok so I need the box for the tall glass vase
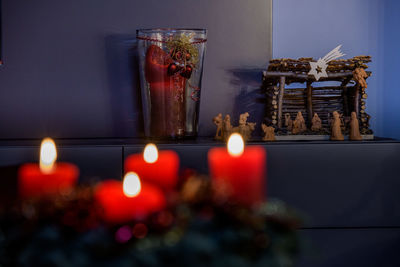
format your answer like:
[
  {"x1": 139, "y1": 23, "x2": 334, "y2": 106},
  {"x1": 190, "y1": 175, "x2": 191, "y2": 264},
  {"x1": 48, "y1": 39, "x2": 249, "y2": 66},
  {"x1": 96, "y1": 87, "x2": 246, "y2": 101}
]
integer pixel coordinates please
[{"x1": 137, "y1": 29, "x2": 207, "y2": 139}]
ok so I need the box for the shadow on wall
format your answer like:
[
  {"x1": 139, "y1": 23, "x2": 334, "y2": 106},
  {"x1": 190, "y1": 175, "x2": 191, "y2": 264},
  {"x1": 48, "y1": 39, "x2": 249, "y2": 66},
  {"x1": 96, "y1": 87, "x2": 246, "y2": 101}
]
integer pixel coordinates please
[
  {"x1": 104, "y1": 35, "x2": 144, "y2": 138},
  {"x1": 228, "y1": 68, "x2": 266, "y2": 137}
]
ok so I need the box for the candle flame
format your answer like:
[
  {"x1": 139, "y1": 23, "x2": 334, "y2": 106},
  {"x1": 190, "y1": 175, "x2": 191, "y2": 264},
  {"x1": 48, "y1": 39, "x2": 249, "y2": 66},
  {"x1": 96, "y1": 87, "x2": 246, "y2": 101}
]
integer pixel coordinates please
[
  {"x1": 123, "y1": 172, "x2": 141, "y2": 198},
  {"x1": 227, "y1": 133, "x2": 244, "y2": 157},
  {"x1": 40, "y1": 138, "x2": 57, "y2": 173},
  {"x1": 143, "y1": 143, "x2": 158, "y2": 164}
]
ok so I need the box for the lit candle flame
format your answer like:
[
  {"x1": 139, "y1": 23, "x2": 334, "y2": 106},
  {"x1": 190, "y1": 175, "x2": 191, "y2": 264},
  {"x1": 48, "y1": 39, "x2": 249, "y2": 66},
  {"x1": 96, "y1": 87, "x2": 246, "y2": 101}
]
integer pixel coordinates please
[
  {"x1": 227, "y1": 133, "x2": 244, "y2": 157},
  {"x1": 143, "y1": 143, "x2": 158, "y2": 164},
  {"x1": 123, "y1": 172, "x2": 141, "y2": 198},
  {"x1": 40, "y1": 138, "x2": 57, "y2": 173}
]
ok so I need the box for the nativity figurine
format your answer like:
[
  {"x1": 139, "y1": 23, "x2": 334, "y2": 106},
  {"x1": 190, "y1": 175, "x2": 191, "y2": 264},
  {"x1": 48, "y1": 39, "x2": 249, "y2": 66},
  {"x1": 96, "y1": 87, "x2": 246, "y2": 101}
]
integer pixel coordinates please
[
  {"x1": 311, "y1": 113, "x2": 322, "y2": 132},
  {"x1": 232, "y1": 112, "x2": 256, "y2": 142},
  {"x1": 262, "y1": 124, "x2": 276, "y2": 141},
  {"x1": 284, "y1": 113, "x2": 293, "y2": 131},
  {"x1": 292, "y1": 111, "x2": 307, "y2": 134},
  {"x1": 330, "y1": 111, "x2": 344, "y2": 141},
  {"x1": 353, "y1": 67, "x2": 368, "y2": 89},
  {"x1": 212, "y1": 113, "x2": 223, "y2": 140},
  {"x1": 349, "y1": 111, "x2": 362, "y2": 141},
  {"x1": 222, "y1": 114, "x2": 233, "y2": 142}
]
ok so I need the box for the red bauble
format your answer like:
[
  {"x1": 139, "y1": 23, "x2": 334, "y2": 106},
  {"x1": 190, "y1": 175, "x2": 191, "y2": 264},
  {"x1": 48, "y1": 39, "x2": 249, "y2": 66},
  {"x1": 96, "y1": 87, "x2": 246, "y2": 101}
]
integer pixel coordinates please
[
  {"x1": 167, "y1": 63, "x2": 181, "y2": 76},
  {"x1": 180, "y1": 65, "x2": 193, "y2": 79}
]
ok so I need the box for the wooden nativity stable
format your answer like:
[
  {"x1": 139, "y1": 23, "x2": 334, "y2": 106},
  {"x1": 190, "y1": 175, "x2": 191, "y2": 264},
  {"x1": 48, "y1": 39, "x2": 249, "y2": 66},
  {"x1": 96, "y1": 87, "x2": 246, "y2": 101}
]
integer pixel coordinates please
[{"x1": 262, "y1": 56, "x2": 373, "y2": 140}]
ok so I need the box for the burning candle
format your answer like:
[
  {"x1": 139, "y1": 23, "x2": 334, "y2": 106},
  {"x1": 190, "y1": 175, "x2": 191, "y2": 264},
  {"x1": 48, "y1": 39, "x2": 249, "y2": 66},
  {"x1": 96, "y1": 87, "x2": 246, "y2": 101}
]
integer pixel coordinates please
[
  {"x1": 18, "y1": 138, "x2": 79, "y2": 198},
  {"x1": 125, "y1": 144, "x2": 179, "y2": 190},
  {"x1": 208, "y1": 133, "x2": 266, "y2": 207},
  {"x1": 95, "y1": 172, "x2": 166, "y2": 224}
]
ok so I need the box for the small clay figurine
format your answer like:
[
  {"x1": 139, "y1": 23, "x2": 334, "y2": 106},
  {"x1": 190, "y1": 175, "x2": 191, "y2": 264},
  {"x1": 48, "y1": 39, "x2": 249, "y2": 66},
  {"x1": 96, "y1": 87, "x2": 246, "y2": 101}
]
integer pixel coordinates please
[
  {"x1": 232, "y1": 112, "x2": 256, "y2": 142},
  {"x1": 330, "y1": 111, "x2": 344, "y2": 141},
  {"x1": 292, "y1": 111, "x2": 307, "y2": 134},
  {"x1": 353, "y1": 67, "x2": 368, "y2": 89},
  {"x1": 242, "y1": 122, "x2": 256, "y2": 141},
  {"x1": 238, "y1": 112, "x2": 250, "y2": 126},
  {"x1": 238, "y1": 112, "x2": 250, "y2": 137},
  {"x1": 284, "y1": 113, "x2": 293, "y2": 131},
  {"x1": 311, "y1": 113, "x2": 322, "y2": 132},
  {"x1": 349, "y1": 111, "x2": 362, "y2": 141},
  {"x1": 262, "y1": 124, "x2": 275, "y2": 141},
  {"x1": 222, "y1": 114, "x2": 233, "y2": 142},
  {"x1": 213, "y1": 113, "x2": 223, "y2": 140}
]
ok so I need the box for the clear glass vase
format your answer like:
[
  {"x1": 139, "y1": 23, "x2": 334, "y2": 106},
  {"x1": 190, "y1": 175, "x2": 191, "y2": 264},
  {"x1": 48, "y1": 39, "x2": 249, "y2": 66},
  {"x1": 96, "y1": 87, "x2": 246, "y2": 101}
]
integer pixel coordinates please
[{"x1": 137, "y1": 28, "x2": 207, "y2": 139}]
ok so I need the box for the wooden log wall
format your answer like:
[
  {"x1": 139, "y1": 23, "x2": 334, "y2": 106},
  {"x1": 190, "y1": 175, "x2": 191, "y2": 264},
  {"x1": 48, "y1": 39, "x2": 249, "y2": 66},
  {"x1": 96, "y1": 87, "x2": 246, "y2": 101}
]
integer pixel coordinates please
[{"x1": 280, "y1": 86, "x2": 345, "y2": 127}]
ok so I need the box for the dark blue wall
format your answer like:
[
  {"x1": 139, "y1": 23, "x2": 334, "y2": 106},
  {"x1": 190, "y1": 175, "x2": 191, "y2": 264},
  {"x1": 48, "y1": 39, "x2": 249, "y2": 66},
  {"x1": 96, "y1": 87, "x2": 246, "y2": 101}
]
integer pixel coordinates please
[
  {"x1": 0, "y1": 0, "x2": 272, "y2": 138},
  {"x1": 382, "y1": 0, "x2": 400, "y2": 139}
]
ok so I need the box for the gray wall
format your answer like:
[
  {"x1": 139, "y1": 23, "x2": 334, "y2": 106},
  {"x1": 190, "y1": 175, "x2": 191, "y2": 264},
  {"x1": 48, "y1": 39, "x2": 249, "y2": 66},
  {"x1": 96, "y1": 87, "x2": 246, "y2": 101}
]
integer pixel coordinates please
[{"x1": 0, "y1": 0, "x2": 272, "y2": 138}]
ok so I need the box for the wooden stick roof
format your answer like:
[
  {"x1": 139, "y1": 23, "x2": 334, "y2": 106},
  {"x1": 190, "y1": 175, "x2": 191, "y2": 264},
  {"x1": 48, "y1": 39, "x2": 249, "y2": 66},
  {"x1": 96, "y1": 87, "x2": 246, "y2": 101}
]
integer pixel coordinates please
[
  {"x1": 264, "y1": 56, "x2": 371, "y2": 83},
  {"x1": 267, "y1": 55, "x2": 371, "y2": 73}
]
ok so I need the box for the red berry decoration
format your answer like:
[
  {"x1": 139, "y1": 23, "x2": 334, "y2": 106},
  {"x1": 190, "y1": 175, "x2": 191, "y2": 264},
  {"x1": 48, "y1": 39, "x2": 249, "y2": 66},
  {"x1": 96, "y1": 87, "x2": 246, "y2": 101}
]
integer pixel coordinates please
[
  {"x1": 180, "y1": 65, "x2": 193, "y2": 79},
  {"x1": 168, "y1": 63, "x2": 180, "y2": 76},
  {"x1": 185, "y1": 53, "x2": 191, "y2": 61}
]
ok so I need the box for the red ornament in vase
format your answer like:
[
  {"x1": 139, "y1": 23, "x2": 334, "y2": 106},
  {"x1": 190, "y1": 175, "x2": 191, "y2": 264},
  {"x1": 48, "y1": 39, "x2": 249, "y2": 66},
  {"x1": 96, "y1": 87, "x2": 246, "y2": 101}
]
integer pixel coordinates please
[{"x1": 137, "y1": 29, "x2": 207, "y2": 139}]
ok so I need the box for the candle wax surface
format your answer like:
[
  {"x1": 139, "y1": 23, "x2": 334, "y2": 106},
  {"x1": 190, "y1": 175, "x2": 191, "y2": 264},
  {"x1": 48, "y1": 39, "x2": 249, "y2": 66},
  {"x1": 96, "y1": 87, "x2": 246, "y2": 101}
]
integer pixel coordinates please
[
  {"x1": 95, "y1": 180, "x2": 166, "y2": 224},
  {"x1": 125, "y1": 150, "x2": 179, "y2": 190},
  {"x1": 208, "y1": 146, "x2": 266, "y2": 206},
  {"x1": 18, "y1": 163, "x2": 79, "y2": 198}
]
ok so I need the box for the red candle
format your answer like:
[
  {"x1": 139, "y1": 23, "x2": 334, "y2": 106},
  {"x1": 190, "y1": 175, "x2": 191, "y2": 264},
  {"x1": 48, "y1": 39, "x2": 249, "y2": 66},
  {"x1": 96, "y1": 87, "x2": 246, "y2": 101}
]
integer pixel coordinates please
[
  {"x1": 18, "y1": 138, "x2": 79, "y2": 198},
  {"x1": 94, "y1": 172, "x2": 166, "y2": 224},
  {"x1": 125, "y1": 144, "x2": 179, "y2": 190},
  {"x1": 208, "y1": 133, "x2": 266, "y2": 207}
]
